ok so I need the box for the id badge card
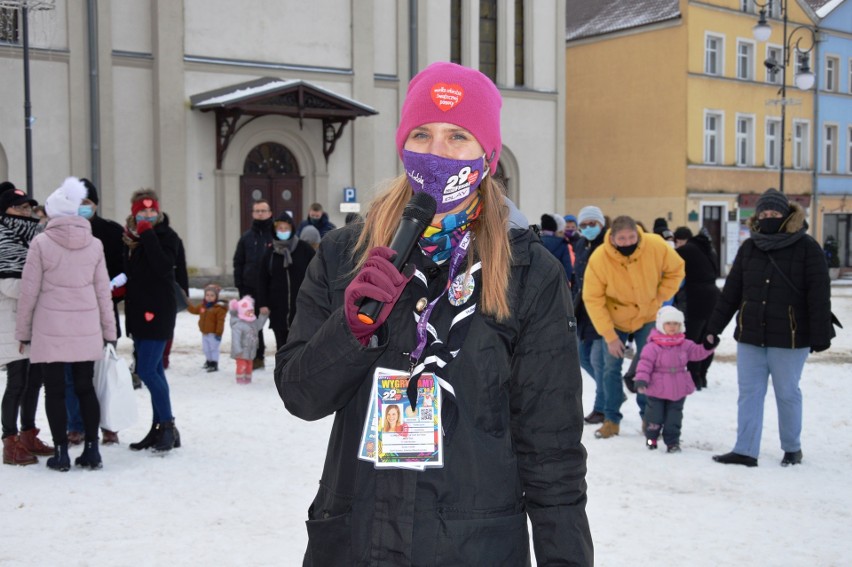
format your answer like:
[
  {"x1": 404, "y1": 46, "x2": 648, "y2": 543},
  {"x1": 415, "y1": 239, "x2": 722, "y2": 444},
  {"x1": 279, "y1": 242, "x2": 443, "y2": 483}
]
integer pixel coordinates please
[
  {"x1": 358, "y1": 368, "x2": 427, "y2": 470},
  {"x1": 373, "y1": 367, "x2": 443, "y2": 469}
]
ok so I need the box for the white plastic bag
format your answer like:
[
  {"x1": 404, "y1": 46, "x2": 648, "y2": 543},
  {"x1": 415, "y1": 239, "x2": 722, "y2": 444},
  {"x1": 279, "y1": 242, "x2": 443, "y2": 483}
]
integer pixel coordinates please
[{"x1": 93, "y1": 344, "x2": 138, "y2": 431}]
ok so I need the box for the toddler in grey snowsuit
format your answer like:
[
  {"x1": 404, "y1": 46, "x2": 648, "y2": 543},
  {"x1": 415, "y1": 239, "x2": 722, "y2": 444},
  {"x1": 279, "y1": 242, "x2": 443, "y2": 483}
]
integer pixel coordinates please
[{"x1": 229, "y1": 296, "x2": 268, "y2": 384}]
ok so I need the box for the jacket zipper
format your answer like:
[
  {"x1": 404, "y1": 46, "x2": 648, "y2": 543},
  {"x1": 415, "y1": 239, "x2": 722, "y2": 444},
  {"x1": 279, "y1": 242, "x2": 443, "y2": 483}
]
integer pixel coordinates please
[
  {"x1": 737, "y1": 301, "x2": 746, "y2": 340},
  {"x1": 789, "y1": 306, "x2": 797, "y2": 348}
]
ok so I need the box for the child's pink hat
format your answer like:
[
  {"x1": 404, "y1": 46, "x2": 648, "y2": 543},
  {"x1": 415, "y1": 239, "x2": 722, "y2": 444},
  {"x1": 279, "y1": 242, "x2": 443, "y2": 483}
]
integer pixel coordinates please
[
  {"x1": 395, "y1": 62, "x2": 502, "y2": 174},
  {"x1": 230, "y1": 296, "x2": 256, "y2": 322}
]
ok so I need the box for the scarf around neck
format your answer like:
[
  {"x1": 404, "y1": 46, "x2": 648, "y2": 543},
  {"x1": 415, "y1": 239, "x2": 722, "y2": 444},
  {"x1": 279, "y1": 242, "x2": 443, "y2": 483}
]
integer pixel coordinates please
[
  {"x1": 418, "y1": 193, "x2": 482, "y2": 263},
  {"x1": 0, "y1": 214, "x2": 40, "y2": 278},
  {"x1": 749, "y1": 226, "x2": 807, "y2": 252},
  {"x1": 272, "y1": 236, "x2": 299, "y2": 268}
]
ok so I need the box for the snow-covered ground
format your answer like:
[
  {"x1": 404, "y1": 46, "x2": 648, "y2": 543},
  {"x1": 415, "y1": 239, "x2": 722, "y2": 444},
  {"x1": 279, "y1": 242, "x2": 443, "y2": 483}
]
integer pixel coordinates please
[{"x1": 1, "y1": 282, "x2": 851, "y2": 566}]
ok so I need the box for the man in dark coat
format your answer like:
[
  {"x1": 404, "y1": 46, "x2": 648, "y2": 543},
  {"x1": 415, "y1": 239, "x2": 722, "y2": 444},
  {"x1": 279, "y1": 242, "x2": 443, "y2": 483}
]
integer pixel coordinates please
[
  {"x1": 296, "y1": 202, "x2": 336, "y2": 238},
  {"x1": 233, "y1": 199, "x2": 274, "y2": 368},
  {"x1": 673, "y1": 226, "x2": 720, "y2": 390}
]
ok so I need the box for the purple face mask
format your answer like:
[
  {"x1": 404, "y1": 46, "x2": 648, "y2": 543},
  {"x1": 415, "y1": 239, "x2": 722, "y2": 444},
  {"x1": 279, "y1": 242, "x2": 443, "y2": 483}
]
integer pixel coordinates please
[{"x1": 402, "y1": 149, "x2": 486, "y2": 214}]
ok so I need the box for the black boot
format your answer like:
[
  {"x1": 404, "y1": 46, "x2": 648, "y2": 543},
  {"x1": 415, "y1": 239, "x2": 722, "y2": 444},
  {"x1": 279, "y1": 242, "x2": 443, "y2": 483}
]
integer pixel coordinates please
[
  {"x1": 207, "y1": 361, "x2": 218, "y2": 373},
  {"x1": 75, "y1": 440, "x2": 103, "y2": 470},
  {"x1": 173, "y1": 424, "x2": 181, "y2": 449},
  {"x1": 130, "y1": 423, "x2": 161, "y2": 451},
  {"x1": 781, "y1": 450, "x2": 802, "y2": 466},
  {"x1": 153, "y1": 421, "x2": 176, "y2": 453},
  {"x1": 46, "y1": 443, "x2": 70, "y2": 472},
  {"x1": 712, "y1": 451, "x2": 758, "y2": 467}
]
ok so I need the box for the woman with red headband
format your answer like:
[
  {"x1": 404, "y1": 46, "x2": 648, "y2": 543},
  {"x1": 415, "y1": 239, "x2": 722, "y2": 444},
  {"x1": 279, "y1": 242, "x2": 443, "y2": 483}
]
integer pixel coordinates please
[
  {"x1": 122, "y1": 189, "x2": 181, "y2": 453},
  {"x1": 276, "y1": 62, "x2": 592, "y2": 565}
]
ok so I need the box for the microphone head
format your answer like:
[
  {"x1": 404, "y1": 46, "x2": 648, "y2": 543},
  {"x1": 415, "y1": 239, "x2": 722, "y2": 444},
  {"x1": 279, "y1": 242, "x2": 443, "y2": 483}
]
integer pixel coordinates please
[{"x1": 403, "y1": 192, "x2": 437, "y2": 226}]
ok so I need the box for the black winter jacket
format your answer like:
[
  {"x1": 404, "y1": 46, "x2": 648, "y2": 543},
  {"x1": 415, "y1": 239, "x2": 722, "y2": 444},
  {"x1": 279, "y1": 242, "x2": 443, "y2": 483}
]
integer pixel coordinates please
[
  {"x1": 233, "y1": 219, "x2": 274, "y2": 295},
  {"x1": 276, "y1": 225, "x2": 592, "y2": 566},
  {"x1": 256, "y1": 238, "x2": 315, "y2": 337},
  {"x1": 707, "y1": 203, "x2": 833, "y2": 350},
  {"x1": 296, "y1": 213, "x2": 336, "y2": 238},
  {"x1": 124, "y1": 220, "x2": 181, "y2": 340},
  {"x1": 571, "y1": 232, "x2": 605, "y2": 342},
  {"x1": 674, "y1": 233, "x2": 720, "y2": 323}
]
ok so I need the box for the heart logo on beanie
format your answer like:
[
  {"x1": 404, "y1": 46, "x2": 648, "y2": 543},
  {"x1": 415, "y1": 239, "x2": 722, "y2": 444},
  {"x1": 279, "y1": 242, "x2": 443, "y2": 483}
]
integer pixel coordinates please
[
  {"x1": 142, "y1": 199, "x2": 153, "y2": 208},
  {"x1": 144, "y1": 312, "x2": 155, "y2": 322},
  {"x1": 431, "y1": 83, "x2": 464, "y2": 112}
]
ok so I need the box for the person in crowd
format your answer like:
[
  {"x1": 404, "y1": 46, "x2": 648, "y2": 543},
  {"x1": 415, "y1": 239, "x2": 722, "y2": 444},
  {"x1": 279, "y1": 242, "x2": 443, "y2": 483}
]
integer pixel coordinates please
[
  {"x1": 298, "y1": 224, "x2": 322, "y2": 251},
  {"x1": 229, "y1": 296, "x2": 269, "y2": 384},
  {"x1": 296, "y1": 202, "x2": 336, "y2": 238},
  {"x1": 64, "y1": 178, "x2": 125, "y2": 446},
  {"x1": 634, "y1": 306, "x2": 714, "y2": 453},
  {"x1": 233, "y1": 199, "x2": 274, "y2": 370},
  {"x1": 186, "y1": 284, "x2": 228, "y2": 372},
  {"x1": 571, "y1": 205, "x2": 608, "y2": 425},
  {"x1": 583, "y1": 215, "x2": 685, "y2": 439},
  {"x1": 275, "y1": 61, "x2": 592, "y2": 565},
  {"x1": 539, "y1": 213, "x2": 573, "y2": 282},
  {"x1": 563, "y1": 214, "x2": 580, "y2": 262},
  {"x1": 344, "y1": 212, "x2": 363, "y2": 225},
  {"x1": 122, "y1": 189, "x2": 181, "y2": 453},
  {"x1": 706, "y1": 188, "x2": 834, "y2": 468},
  {"x1": 15, "y1": 177, "x2": 116, "y2": 471},
  {"x1": 1, "y1": 186, "x2": 53, "y2": 466},
  {"x1": 256, "y1": 212, "x2": 315, "y2": 351},
  {"x1": 653, "y1": 217, "x2": 675, "y2": 246},
  {"x1": 672, "y1": 226, "x2": 720, "y2": 390}
]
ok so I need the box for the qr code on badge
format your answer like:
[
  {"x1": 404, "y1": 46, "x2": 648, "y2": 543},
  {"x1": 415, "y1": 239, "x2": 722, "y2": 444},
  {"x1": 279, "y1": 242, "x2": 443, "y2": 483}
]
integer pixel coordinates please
[{"x1": 419, "y1": 407, "x2": 433, "y2": 421}]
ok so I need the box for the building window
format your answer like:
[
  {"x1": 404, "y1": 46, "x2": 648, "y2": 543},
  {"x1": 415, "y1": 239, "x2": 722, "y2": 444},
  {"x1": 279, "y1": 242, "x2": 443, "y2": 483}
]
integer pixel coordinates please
[
  {"x1": 765, "y1": 118, "x2": 781, "y2": 169},
  {"x1": 705, "y1": 34, "x2": 723, "y2": 76},
  {"x1": 736, "y1": 116, "x2": 754, "y2": 166},
  {"x1": 766, "y1": 46, "x2": 782, "y2": 84},
  {"x1": 450, "y1": 0, "x2": 461, "y2": 65},
  {"x1": 704, "y1": 112, "x2": 723, "y2": 165},
  {"x1": 741, "y1": 0, "x2": 751, "y2": 12},
  {"x1": 0, "y1": 7, "x2": 19, "y2": 43},
  {"x1": 480, "y1": 0, "x2": 497, "y2": 82},
  {"x1": 514, "y1": 0, "x2": 524, "y2": 86},
  {"x1": 825, "y1": 56, "x2": 839, "y2": 92},
  {"x1": 824, "y1": 125, "x2": 837, "y2": 173},
  {"x1": 793, "y1": 121, "x2": 810, "y2": 169},
  {"x1": 848, "y1": 127, "x2": 852, "y2": 174},
  {"x1": 737, "y1": 40, "x2": 755, "y2": 81},
  {"x1": 743, "y1": 0, "x2": 780, "y2": 17}
]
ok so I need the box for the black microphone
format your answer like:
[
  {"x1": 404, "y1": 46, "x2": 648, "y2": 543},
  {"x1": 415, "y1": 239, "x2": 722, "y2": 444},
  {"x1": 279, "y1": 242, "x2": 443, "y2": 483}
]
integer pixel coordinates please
[{"x1": 357, "y1": 192, "x2": 437, "y2": 325}]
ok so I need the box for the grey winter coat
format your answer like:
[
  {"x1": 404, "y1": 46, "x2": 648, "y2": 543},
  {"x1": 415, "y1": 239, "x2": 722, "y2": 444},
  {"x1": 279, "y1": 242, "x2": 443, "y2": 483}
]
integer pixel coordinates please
[
  {"x1": 229, "y1": 310, "x2": 268, "y2": 360},
  {"x1": 276, "y1": 224, "x2": 593, "y2": 566}
]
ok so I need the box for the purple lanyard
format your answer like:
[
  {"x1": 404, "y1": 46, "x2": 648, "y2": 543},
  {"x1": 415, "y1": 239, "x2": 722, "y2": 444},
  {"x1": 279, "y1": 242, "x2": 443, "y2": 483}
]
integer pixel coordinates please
[{"x1": 409, "y1": 231, "x2": 472, "y2": 367}]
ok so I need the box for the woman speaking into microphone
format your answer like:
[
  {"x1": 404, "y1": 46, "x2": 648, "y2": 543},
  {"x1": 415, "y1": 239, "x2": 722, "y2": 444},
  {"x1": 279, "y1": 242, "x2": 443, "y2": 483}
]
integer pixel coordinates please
[{"x1": 275, "y1": 62, "x2": 592, "y2": 566}]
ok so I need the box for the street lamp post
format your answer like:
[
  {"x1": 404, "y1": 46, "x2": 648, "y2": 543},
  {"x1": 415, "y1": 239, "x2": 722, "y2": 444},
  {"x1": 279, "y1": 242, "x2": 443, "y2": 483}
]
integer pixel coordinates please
[{"x1": 751, "y1": 0, "x2": 816, "y2": 194}]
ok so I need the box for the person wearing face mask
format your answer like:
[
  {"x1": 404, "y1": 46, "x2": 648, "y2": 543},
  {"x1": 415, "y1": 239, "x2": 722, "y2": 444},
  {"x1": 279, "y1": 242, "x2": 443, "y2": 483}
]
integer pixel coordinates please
[
  {"x1": 275, "y1": 62, "x2": 592, "y2": 566},
  {"x1": 571, "y1": 206, "x2": 608, "y2": 425},
  {"x1": 705, "y1": 188, "x2": 834, "y2": 468},
  {"x1": 538, "y1": 214, "x2": 573, "y2": 282},
  {"x1": 296, "y1": 202, "x2": 336, "y2": 238},
  {"x1": 15, "y1": 178, "x2": 117, "y2": 471},
  {"x1": 582, "y1": 215, "x2": 684, "y2": 439},
  {"x1": 256, "y1": 212, "x2": 315, "y2": 350},
  {"x1": 122, "y1": 189, "x2": 182, "y2": 453},
  {"x1": 61, "y1": 178, "x2": 126, "y2": 446}
]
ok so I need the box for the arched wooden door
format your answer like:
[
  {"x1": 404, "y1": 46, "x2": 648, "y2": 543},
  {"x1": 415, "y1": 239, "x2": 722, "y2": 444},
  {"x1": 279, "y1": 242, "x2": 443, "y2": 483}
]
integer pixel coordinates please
[{"x1": 239, "y1": 142, "x2": 303, "y2": 233}]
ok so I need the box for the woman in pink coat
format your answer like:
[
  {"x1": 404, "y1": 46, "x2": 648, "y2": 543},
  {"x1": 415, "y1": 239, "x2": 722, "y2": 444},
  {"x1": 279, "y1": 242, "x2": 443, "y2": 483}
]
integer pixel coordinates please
[
  {"x1": 15, "y1": 178, "x2": 117, "y2": 472},
  {"x1": 634, "y1": 306, "x2": 714, "y2": 453}
]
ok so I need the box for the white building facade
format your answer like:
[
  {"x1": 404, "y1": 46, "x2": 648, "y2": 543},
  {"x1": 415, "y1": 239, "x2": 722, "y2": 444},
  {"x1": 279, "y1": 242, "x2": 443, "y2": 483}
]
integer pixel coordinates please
[{"x1": 0, "y1": 0, "x2": 565, "y2": 277}]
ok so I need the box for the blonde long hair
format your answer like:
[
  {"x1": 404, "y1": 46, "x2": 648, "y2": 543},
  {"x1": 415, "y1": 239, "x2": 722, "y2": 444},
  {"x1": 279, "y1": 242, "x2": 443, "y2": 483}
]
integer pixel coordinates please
[{"x1": 353, "y1": 175, "x2": 512, "y2": 320}]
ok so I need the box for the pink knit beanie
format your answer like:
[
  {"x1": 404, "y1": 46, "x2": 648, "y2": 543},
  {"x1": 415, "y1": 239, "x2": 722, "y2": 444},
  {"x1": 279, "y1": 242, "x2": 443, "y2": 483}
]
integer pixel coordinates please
[{"x1": 395, "y1": 62, "x2": 503, "y2": 174}]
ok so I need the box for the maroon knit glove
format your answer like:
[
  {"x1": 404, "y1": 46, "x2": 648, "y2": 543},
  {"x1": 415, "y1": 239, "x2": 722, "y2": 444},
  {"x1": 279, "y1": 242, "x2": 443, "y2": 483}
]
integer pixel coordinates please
[
  {"x1": 344, "y1": 246, "x2": 413, "y2": 346},
  {"x1": 136, "y1": 220, "x2": 153, "y2": 234}
]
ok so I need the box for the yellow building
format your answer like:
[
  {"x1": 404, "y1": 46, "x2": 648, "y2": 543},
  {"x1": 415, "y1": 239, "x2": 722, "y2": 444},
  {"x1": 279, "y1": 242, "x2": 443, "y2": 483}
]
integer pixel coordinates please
[{"x1": 566, "y1": 0, "x2": 817, "y2": 269}]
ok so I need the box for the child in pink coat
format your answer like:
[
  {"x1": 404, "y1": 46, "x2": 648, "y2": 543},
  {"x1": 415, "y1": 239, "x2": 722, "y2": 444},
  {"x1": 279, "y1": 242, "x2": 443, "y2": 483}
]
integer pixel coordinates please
[{"x1": 634, "y1": 306, "x2": 715, "y2": 453}]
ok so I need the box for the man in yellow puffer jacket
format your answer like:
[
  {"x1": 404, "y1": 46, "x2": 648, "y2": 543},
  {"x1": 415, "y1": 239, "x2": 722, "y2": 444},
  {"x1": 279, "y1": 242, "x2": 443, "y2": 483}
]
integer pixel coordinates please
[{"x1": 583, "y1": 215, "x2": 685, "y2": 439}]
